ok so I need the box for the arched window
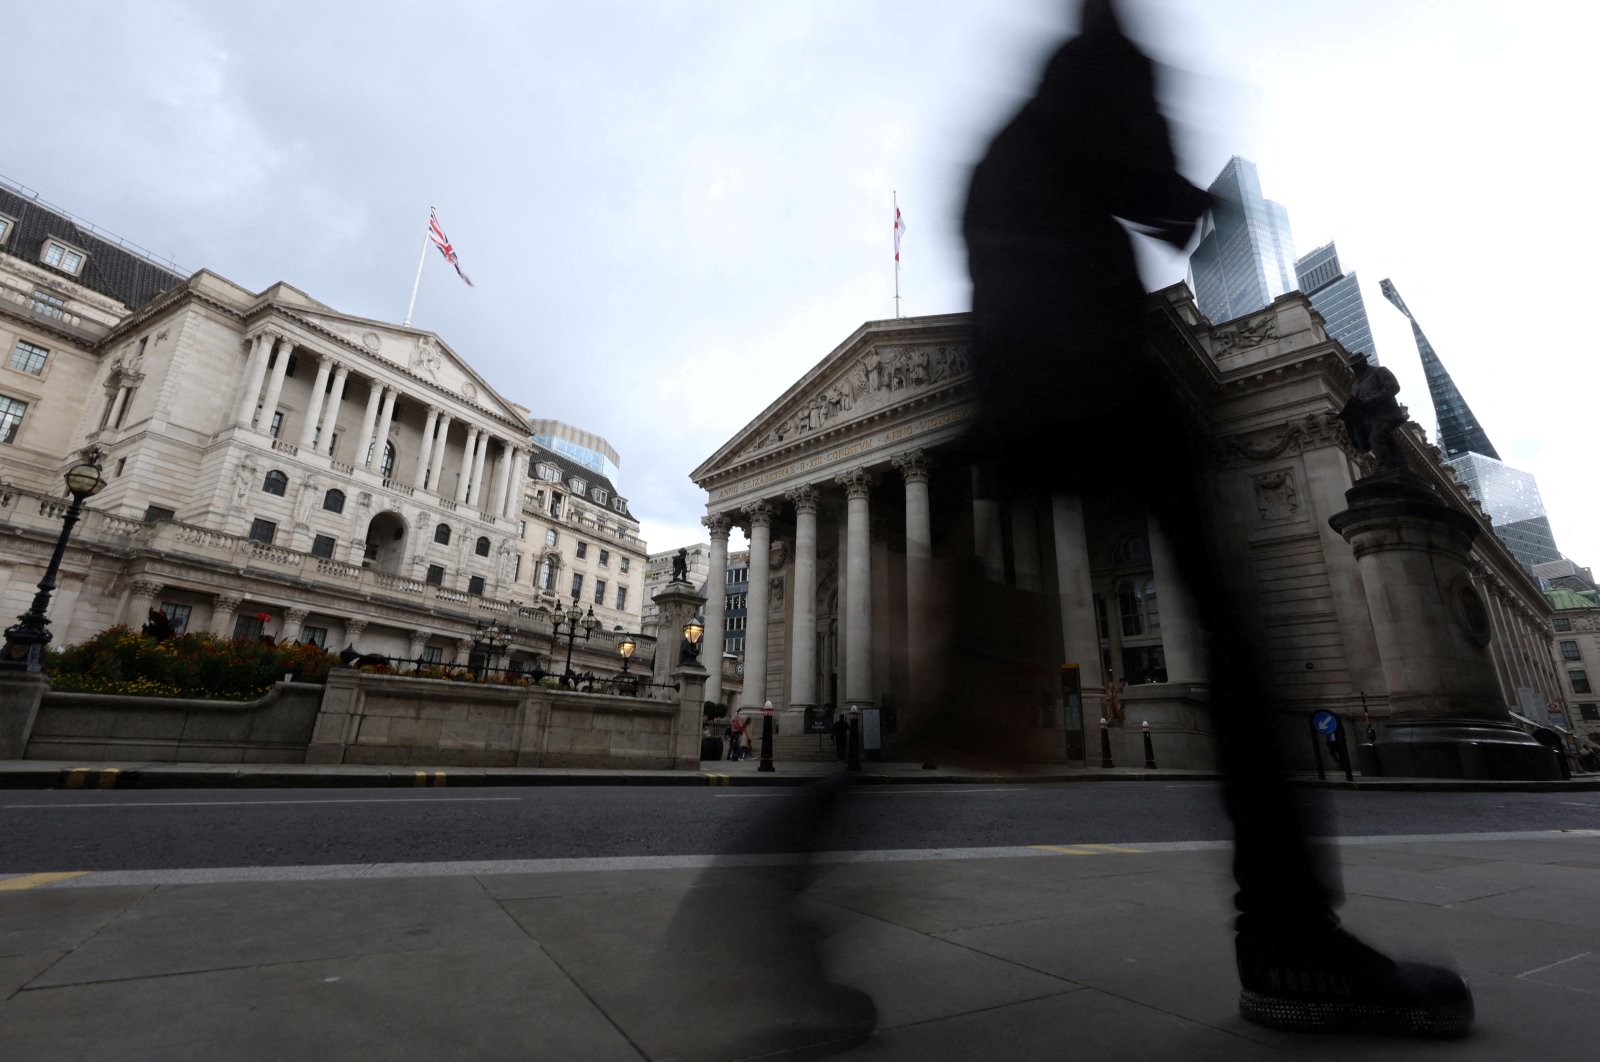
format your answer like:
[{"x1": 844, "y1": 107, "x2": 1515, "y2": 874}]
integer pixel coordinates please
[
  {"x1": 434, "y1": 523, "x2": 451, "y2": 545},
  {"x1": 322, "y1": 488, "x2": 346, "y2": 513},
  {"x1": 475, "y1": 536, "x2": 491, "y2": 557},
  {"x1": 379, "y1": 441, "x2": 396, "y2": 479},
  {"x1": 262, "y1": 470, "x2": 288, "y2": 496}
]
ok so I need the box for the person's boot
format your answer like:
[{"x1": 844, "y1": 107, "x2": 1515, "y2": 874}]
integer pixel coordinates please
[{"x1": 1237, "y1": 924, "x2": 1473, "y2": 1037}]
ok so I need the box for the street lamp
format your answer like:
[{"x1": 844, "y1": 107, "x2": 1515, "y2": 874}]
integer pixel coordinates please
[
  {"x1": 472, "y1": 619, "x2": 511, "y2": 676},
  {"x1": 682, "y1": 615, "x2": 705, "y2": 663},
  {"x1": 2, "y1": 451, "x2": 107, "y2": 672},
  {"x1": 549, "y1": 597, "x2": 599, "y2": 688},
  {"x1": 617, "y1": 632, "x2": 638, "y2": 696}
]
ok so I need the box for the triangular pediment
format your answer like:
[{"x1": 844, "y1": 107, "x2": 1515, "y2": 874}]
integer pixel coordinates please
[
  {"x1": 286, "y1": 307, "x2": 528, "y2": 428},
  {"x1": 693, "y1": 313, "x2": 972, "y2": 485}
]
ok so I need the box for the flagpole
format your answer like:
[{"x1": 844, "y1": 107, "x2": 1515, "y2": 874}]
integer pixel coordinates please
[
  {"x1": 893, "y1": 190, "x2": 902, "y2": 319},
  {"x1": 402, "y1": 206, "x2": 434, "y2": 328}
]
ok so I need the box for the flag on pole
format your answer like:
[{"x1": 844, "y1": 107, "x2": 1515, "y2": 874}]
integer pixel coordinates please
[
  {"x1": 893, "y1": 204, "x2": 907, "y2": 261},
  {"x1": 428, "y1": 208, "x2": 474, "y2": 287}
]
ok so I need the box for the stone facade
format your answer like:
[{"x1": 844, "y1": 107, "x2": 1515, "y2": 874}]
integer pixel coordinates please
[
  {"x1": 690, "y1": 289, "x2": 1564, "y2": 767},
  {"x1": 0, "y1": 191, "x2": 646, "y2": 678}
]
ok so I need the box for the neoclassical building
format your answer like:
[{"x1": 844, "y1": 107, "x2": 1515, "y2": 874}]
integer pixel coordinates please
[
  {"x1": 1, "y1": 185, "x2": 645, "y2": 674},
  {"x1": 691, "y1": 289, "x2": 1564, "y2": 766}
]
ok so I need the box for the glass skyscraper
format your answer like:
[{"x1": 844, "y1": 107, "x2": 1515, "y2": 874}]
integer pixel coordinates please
[
  {"x1": 1294, "y1": 242, "x2": 1379, "y2": 366},
  {"x1": 1379, "y1": 279, "x2": 1498, "y2": 459},
  {"x1": 1187, "y1": 157, "x2": 1298, "y2": 324}
]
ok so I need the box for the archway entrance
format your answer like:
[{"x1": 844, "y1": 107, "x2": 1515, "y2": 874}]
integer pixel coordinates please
[{"x1": 363, "y1": 511, "x2": 408, "y2": 574}]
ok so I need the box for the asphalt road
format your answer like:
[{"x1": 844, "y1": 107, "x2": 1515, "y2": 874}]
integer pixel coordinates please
[{"x1": 3, "y1": 782, "x2": 1598, "y2": 873}]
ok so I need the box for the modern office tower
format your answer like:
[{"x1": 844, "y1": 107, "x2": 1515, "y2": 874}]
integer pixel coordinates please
[
  {"x1": 1380, "y1": 278, "x2": 1560, "y2": 571},
  {"x1": 1187, "y1": 156, "x2": 1298, "y2": 323},
  {"x1": 1294, "y1": 241, "x2": 1379, "y2": 365},
  {"x1": 1379, "y1": 279, "x2": 1498, "y2": 459}
]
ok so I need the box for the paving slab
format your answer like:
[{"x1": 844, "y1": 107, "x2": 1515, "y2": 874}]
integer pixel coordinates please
[{"x1": 0, "y1": 884, "x2": 151, "y2": 957}]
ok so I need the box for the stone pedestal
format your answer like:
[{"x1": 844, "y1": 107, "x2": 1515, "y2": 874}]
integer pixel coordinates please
[
  {"x1": 1329, "y1": 472, "x2": 1559, "y2": 780},
  {"x1": 0, "y1": 671, "x2": 49, "y2": 759},
  {"x1": 651, "y1": 581, "x2": 705, "y2": 695}
]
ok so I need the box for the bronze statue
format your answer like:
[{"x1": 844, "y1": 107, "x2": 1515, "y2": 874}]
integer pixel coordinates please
[
  {"x1": 1338, "y1": 354, "x2": 1409, "y2": 472},
  {"x1": 670, "y1": 547, "x2": 689, "y2": 583}
]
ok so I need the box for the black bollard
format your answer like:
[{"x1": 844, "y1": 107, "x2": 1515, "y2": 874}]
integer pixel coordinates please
[
  {"x1": 847, "y1": 707, "x2": 862, "y2": 771},
  {"x1": 1099, "y1": 716, "x2": 1114, "y2": 769},
  {"x1": 1142, "y1": 720, "x2": 1157, "y2": 769},
  {"x1": 759, "y1": 699, "x2": 775, "y2": 773}
]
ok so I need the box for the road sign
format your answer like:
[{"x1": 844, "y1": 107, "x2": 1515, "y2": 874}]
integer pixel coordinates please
[{"x1": 1313, "y1": 710, "x2": 1338, "y2": 735}]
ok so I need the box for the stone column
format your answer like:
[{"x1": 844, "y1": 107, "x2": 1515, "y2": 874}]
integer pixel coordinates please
[
  {"x1": 298, "y1": 355, "x2": 334, "y2": 448},
  {"x1": 836, "y1": 515, "x2": 850, "y2": 702},
  {"x1": 972, "y1": 466, "x2": 1005, "y2": 583},
  {"x1": 257, "y1": 336, "x2": 294, "y2": 435},
  {"x1": 742, "y1": 502, "x2": 774, "y2": 710},
  {"x1": 343, "y1": 618, "x2": 368, "y2": 649},
  {"x1": 413, "y1": 407, "x2": 441, "y2": 489},
  {"x1": 356, "y1": 383, "x2": 383, "y2": 468},
  {"x1": 500, "y1": 447, "x2": 524, "y2": 519},
  {"x1": 123, "y1": 579, "x2": 164, "y2": 627},
  {"x1": 236, "y1": 332, "x2": 274, "y2": 426},
  {"x1": 455, "y1": 427, "x2": 479, "y2": 503},
  {"x1": 894, "y1": 451, "x2": 933, "y2": 709},
  {"x1": 489, "y1": 440, "x2": 514, "y2": 517},
  {"x1": 211, "y1": 592, "x2": 244, "y2": 636},
  {"x1": 1052, "y1": 493, "x2": 1105, "y2": 725},
  {"x1": 106, "y1": 385, "x2": 132, "y2": 430},
  {"x1": 1011, "y1": 501, "x2": 1043, "y2": 591},
  {"x1": 468, "y1": 431, "x2": 491, "y2": 509},
  {"x1": 454, "y1": 638, "x2": 474, "y2": 666},
  {"x1": 282, "y1": 607, "x2": 310, "y2": 644},
  {"x1": 1147, "y1": 517, "x2": 1206, "y2": 685},
  {"x1": 318, "y1": 363, "x2": 350, "y2": 456},
  {"x1": 786, "y1": 486, "x2": 819, "y2": 711},
  {"x1": 428, "y1": 414, "x2": 454, "y2": 493},
  {"x1": 703, "y1": 513, "x2": 732, "y2": 705},
  {"x1": 838, "y1": 469, "x2": 874, "y2": 709},
  {"x1": 371, "y1": 388, "x2": 398, "y2": 476},
  {"x1": 408, "y1": 631, "x2": 428, "y2": 662}
]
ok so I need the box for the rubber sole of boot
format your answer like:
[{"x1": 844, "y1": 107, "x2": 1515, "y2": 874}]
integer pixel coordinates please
[{"x1": 1239, "y1": 989, "x2": 1473, "y2": 1038}]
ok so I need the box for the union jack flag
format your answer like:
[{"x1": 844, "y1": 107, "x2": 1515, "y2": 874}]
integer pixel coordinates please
[{"x1": 428, "y1": 208, "x2": 474, "y2": 287}]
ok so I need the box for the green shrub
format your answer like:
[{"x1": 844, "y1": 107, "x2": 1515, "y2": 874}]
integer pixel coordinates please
[{"x1": 45, "y1": 626, "x2": 336, "y2": 701}]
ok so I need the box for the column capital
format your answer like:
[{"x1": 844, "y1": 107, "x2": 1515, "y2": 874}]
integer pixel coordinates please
[
  {"x1": 330, "y1": 361, "x2": 350, "y2": 377},
  {"x1": 836, "y1": 468, "x2": 873, "y2": 500},
  {"x1": 130, "y1": 579, "x2": 164, "y2": 597},
  {"x1": 893, "y1": 449, "x2": 932, "y2": 484},
  {"x1": 214, "y1": 592, "x2": 244, "y2": 611},
  {"x1": 344, "y1": 618, "x2": 369, "y2": 639},
  {"x1": 284, "y1": 606, "x2": 311, "y2": 623},
  {"x1": 315, "y1": 352, "x2": 334, "y2": 368},
  {"x1": 745, "y1": 501, "x2": 775, "y2": 529},
  {"x1": 785, "y1": 485, "x2": 820, "y2": 515},
  {"x1": 703, "y1": 512, "x2": 735, "y2": 539}
]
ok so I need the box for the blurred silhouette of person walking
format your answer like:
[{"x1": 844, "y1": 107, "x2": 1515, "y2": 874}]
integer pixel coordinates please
[{"x1": 956, "y1": 0, "x2": 1472, "y2": 1037}]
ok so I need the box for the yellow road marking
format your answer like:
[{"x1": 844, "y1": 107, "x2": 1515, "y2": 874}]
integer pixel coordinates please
[
  {"x1": 97, "y1": 768, "x2": 120, "y2": 789},
  {"x1": 1080, "y1": 843, "x2": 1146, "y2": 854},
  {"x1": 414, "y1": 771, "x2": 448, "y2": 786},
  {"x1": 0, "y1": 872, "x2": 87, "y2": 891},
  {"x1": 63, "y1": 768, "x2": 91, "y2": 789},
  {"x1": 703, "y1": 773, "x2": 731, "y2": 786},
  {"x1": 432, "y1": 772, "x2": 446, "y2": 787},
  {"x1": 1030, "y1": 844, "x2": 1101, "y2": 855}
]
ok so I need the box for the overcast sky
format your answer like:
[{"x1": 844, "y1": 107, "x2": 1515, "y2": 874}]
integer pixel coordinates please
[{"x1": 10, "y1": 1, "x2": 1598, "y2": 568}]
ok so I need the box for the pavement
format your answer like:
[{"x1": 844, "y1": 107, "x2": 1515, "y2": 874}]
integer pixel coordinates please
[{"x1": 4, "y1": 819, "x2": 1600, "y2": 1060}]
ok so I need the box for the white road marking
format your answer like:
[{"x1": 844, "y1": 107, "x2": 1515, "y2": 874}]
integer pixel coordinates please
[
  {"x1": 1, "y1": 797, "x2": 523, "y2": 809},
  {"x1": 18, "y1": 829, "x2": 1599, "y2": 890},
  {"x1": 851, "y1": 787, "x2": 1020, "y2": 795}
]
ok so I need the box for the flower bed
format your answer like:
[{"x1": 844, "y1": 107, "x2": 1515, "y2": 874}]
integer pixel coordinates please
[{"x1": 45, "y1": 626, "x2": 336, "y2": 701}]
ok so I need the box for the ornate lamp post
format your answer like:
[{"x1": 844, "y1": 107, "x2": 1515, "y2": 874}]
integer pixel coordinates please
[
  {"x1": 682, "y1": 615, "x2": 705, "y2": 663},
  {"x1": 2, "y1": 451, "x2": 107, "y2": 672},
  {"x1": 549, "y1": 597, "x2": 600, "y2": 688},
  {"x1": 617, "y1": 632, "x2": 638, "y2": 695},
  {"x1": 472, "y1": 619, "x2": 511, "y2": 676}
]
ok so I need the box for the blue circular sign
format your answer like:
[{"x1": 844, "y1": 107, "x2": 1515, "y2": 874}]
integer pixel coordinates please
[{"x1": 1313, "y1": 710, "x2": 1338, "y2": 735}]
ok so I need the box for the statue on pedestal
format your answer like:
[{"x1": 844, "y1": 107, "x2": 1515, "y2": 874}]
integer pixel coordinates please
[
  {"x1": 1337, "y1": 355, "x2": 1409, "y2": 473},
  {"x1": 670, "y1": 547, "x2": 689, "y2": 583}
]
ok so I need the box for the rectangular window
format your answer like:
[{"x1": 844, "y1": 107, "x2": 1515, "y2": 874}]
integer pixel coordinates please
[
  {"x1": 0, "y1": 394, "x2": 28, "y2": 444},
  {"x1": 1561, "y1": 640, "x2": 1582, "y2": 661},
  {"x1": 546, "y1": 529, "x2": 558, "y2": 547},
  {"x1": 269, "y1": 411, "x2": 283, "y2": 439},
  {"x1": 159, "y1": 602, "x2": 192, "y2": 635},
  {"x1": 468, "y1": 575, "x2": 486, "y2": 596},
  {"x1": 421, "y1": 645, "x2": 444, "y2": 665},
  {"x1": 576, "y1": 541, "x2": 588, "y2": 559},
  {"x1": 519, "y1": 520, "x2": 528, "y2": 539},
  {"x1": 1555, "y1": 617, "x2": 1574, "y2": 632},
  {"x1": 311, "y1": 534, "x2": 337, "y2": 558},
  {"x1": 8, "y1": 341, "x2": 49, "y2": 375},
  {"x1": 425, "y1": 564, "x2": 445, "y2": 586},
  {"x1": 571, "y1": 573, "x2": 584, "y2": 599},
  {"x1": 301, "y1": 626, "x2": 327, "y2": 648},
  {"x1": 619, "y1": 557, "x2": 630, "y2": 574},
  {"x1": 145, "y1": 505, "x2": 176, "y2": 523},
  {"x1": 28, "y1": 290, "x2": 67, "y2": 319},
  {"x1": 114, "y1": 386, "x2": 137, "y2": 428},
  {"x1": 550, "y1": 494, "x2": 563, "y2": 518},
  {"x1": 233, "y1": 613, "x2": 265, "y2": 640},
  {"x1": 599, "y1": 549, "x2": 610, "y2": 567},
  {"x1": 1571, "y1": 669, "x2": 1592, "y2": 694},
  {"x1": 0, "y1": 215, "x2": 11, "y2": 245},
  {"x1": 42, "y1": 240, "x2": 87, "y2": 275},
  {"x1": 616, "y1": 586, "x2": 627, "y2": 610},
  {"x1": 512, "y1": 555, "x2": 522, "y2": 582},
  {"x1": 1580, "y1": 703, "x2": 1599, "y2": 722},
  {"x1": 594, "y1": 578, "x2": 607, "y2": 605},
  {"x1": 248, "y1": 518, "x2": 277, "y2": 544}
]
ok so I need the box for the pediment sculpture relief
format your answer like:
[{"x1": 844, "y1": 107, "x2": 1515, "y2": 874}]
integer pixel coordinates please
[{"x1": 759, "y1": 344, "x2": 969, "y2": 451}]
